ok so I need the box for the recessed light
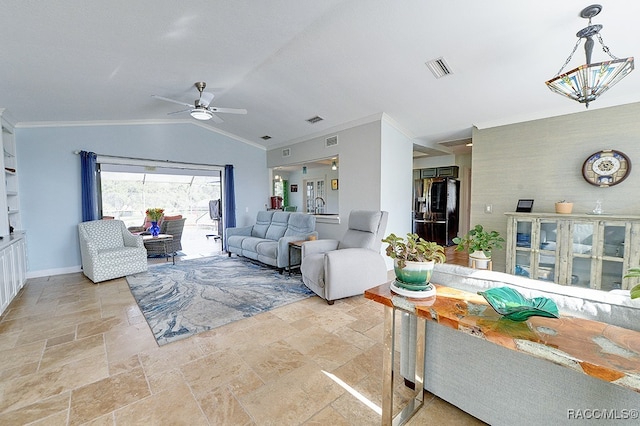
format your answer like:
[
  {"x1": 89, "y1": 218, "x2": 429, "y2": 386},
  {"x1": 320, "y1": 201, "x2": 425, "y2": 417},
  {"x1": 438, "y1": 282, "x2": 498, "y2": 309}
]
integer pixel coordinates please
[{"x1": 261, "y1": 135, "x2": 272, "y2": 140}]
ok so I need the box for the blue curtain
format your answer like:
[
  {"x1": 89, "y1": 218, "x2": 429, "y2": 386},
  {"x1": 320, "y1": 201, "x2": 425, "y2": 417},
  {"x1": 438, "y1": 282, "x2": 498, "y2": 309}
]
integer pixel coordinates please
[
  {"x1": 223, "y1": 164, "x2": 236, "y2": 251},
  {"x1": 80, "y1": 151, "x2": 99, "y2": 222}
]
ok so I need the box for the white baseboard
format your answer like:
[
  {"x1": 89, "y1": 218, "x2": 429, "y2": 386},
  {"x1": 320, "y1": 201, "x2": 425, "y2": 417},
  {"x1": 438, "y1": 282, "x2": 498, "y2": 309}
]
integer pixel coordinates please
[{"x1": 27, "y1": 265, "x2": 82, "y2": 279}]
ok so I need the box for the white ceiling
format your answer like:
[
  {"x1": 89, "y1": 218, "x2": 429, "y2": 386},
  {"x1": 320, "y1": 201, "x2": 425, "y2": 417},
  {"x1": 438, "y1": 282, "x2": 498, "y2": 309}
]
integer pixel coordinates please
[{"x1": 2, "y1": 1, "x2": 639, "y2": 154}]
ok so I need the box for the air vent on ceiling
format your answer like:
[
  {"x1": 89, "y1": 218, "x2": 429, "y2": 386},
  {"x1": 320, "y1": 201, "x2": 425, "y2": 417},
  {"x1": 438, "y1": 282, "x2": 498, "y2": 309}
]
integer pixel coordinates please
[
  {"x1": 306, "y1": 115, "x2": 324, "y2": 124},
  {"x1": 425, "y1": 57, "x2": 453, "y2": 78},
  {"x1": 261, "y1": 135, "x2": 272, "y2": 140},
  {"x1": 282, "y1": 148, "x2": 291, "y2": 157},
  {"x1": 325, "y1": 135, "x2": 338, "y2": 147}
]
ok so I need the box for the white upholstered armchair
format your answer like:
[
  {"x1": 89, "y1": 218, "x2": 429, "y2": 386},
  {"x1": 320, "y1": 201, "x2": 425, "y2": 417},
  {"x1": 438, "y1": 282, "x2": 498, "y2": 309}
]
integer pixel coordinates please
[
  {"x1": 300, "y1": 210, "x2": 389, "y2": 304},
  {"x1": 78, "y1": 219, "x2": 148, "y2": 283}
]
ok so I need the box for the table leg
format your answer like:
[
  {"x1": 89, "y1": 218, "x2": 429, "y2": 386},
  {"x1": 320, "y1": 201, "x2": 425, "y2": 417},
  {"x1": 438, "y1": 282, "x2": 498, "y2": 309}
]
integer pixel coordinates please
[
  {"x1": 381, "y1": 306, "x2": 425, "y2": 426},
  {"x1": 381, "y1": 305, "x2": 394, "y2": 425}
]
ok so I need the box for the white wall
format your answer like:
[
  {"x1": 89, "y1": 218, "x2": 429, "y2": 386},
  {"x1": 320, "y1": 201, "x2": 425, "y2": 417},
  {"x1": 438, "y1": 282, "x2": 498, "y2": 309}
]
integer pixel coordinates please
[
  {"x1": 380, "y1": 118, "x2": 414, "y2": 268},
  {"x1": 268, "y1": 120, "x2": 382, "y2": 241},
  {"x1": 16, "y1": 122, "x2": 268, "y2": 277},
  {"x1": 472, "y1": 102, "x2": 640, "y2": 272}
]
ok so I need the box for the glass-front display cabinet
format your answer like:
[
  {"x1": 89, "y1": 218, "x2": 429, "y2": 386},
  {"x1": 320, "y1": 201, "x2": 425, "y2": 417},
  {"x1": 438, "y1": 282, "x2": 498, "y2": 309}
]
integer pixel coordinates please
[{"x1": 506, "y1": 213, "x2": 640, "y2": 292}]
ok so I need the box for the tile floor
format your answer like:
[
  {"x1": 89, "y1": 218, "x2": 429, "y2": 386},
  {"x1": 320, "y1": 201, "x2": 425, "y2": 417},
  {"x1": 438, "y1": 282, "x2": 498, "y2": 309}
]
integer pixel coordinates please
[{"x1": 0, "y1": 245, "x2": 484, "y2": 425}]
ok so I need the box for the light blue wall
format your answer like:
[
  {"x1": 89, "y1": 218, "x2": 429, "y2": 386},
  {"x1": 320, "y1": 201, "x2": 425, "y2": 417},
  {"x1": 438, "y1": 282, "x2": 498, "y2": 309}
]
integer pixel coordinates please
[{"x1": 15, "y1": 122, "x2": 268, "y2": 276}]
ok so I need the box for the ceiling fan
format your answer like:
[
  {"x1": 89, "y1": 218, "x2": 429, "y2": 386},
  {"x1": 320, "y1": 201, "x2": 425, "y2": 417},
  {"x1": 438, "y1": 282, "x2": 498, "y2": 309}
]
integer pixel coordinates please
[{"x1": 152, "y1": 82, "x2": 247, "y2": 123}]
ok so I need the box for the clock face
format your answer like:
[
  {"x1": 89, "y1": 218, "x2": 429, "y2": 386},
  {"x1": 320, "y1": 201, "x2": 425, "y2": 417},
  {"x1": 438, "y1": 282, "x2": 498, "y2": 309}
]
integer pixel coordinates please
[{"x1": 582, "y1": 150, "x2": 631, "y2": 187}]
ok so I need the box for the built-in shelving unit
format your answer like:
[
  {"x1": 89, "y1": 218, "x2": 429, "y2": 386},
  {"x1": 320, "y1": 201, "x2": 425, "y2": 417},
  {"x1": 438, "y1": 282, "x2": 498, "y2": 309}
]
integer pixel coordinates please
[{"x1": 0, "y1": 109, "x2": 26, "y2": 316}]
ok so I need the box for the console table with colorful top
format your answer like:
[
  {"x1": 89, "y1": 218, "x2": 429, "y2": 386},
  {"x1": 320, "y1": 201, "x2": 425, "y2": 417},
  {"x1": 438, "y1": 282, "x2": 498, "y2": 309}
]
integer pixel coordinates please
[{"x1": 365, "y1": 282, "x2": 640, "y2": 426}]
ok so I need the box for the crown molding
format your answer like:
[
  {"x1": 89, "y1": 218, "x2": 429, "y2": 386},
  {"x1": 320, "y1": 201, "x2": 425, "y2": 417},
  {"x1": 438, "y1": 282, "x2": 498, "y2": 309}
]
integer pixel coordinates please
[{"x1": 13, "y1": 118, "x2": 264, "y2": 150}]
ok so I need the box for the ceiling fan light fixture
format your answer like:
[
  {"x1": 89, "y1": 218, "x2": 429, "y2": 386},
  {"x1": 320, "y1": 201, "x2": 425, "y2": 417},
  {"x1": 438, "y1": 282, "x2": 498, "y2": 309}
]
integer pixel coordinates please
[
  {"x1": 545, "y1": 4, "x2": 634, "y2": 108},
  {"x1": 190, "y1": 108, "x2": 213, "y2": 120}
]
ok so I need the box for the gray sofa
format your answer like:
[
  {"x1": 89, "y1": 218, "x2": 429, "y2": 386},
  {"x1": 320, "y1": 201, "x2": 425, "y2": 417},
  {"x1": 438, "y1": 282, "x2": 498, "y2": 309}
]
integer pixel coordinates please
[
  {"x1": 226, "y1": 211, "x2": 317, "y2": 269},
  {"x1": 401, "y1": 264, "x2": 640, "y2": 425}
]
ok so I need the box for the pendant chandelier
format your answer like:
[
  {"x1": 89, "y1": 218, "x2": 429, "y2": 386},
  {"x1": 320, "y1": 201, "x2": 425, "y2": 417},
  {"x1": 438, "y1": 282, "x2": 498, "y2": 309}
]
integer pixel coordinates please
[{"x1": 545, "y1": 4, "x2": 634, "y2": 108}]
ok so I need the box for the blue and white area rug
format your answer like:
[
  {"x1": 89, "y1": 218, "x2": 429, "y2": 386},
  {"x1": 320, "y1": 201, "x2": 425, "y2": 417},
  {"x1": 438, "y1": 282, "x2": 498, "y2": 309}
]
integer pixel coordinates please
[{"x1": 126, "y1": 256, "x2": 315, "y2": 345}]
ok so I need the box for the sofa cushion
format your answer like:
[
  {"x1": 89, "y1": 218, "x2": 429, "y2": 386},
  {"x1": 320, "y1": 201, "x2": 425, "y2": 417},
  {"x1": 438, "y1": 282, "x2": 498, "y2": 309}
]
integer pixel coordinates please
[
  {"x1": 252, "y1": 211, "x2": 275, "y2": 238},
  {"x1": 265, "y1": 212, "x2": 289, "y2": 240},
  {"x1": 284, "y1": 213, "x2": 316, "y2": 237},
  {"x1": 241, "y1": 237, "x2": 267, "y2": 253},
  {"x1": 256, "y1": 240, "x2": 278, "y2": 259}
]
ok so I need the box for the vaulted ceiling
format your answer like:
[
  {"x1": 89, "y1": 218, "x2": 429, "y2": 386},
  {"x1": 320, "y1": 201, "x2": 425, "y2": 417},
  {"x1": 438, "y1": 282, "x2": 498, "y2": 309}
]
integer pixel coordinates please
[{"x1": 2, "y1": 1, "x2": 639, "y2": 154}]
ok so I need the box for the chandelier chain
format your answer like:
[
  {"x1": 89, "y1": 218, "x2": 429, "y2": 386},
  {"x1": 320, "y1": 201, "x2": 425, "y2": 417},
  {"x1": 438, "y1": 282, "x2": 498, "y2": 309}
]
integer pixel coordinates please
[
  {"x1": 596, "y1": 33, "x2": 619, "y2": 60},
  {"x1": 555, "y1": 39, "x2": 581, "y2": 76}
]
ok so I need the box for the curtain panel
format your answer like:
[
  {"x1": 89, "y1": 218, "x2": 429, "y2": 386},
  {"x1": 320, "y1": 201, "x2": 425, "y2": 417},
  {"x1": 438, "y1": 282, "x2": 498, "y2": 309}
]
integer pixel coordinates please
[{"x1": 80, "y1": 151, "x2": 98, "y2": 222}]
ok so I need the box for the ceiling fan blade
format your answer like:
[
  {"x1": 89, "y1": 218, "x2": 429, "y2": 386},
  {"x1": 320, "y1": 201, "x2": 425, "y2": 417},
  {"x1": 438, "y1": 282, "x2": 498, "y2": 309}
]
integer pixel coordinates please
[
  {"x1": 152, "y1": 95, "x2": 193, "y2": 108},
  {"x1": 167, "y1": 108, "x2": 191, "y2": 115},
  {"x1": 199, "y1": 92, "x2": 215, "y2": 107},
  {"x1": 208, "y1": 107, "x2": 248, "y2": 114},
  {"x1": 210, "y1": 113, "x2": 224, "y2": 124}
]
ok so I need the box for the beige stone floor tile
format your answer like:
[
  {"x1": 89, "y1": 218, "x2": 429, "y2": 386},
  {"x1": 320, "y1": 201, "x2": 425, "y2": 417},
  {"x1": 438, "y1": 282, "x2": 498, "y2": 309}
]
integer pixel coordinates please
[
  {"x1": 0, "y1": 329, "x2": 21, "y2": 350},
  {"x1": 68, "y1": 366, "x2": 150, "y2": 425},
  {"x1": 28, "y1": 410, "x2": 72, "y2": 425},
  {"x1": 0, "y1": 392, "x2": 70, "y2": 426},
  {"x1": 333, "y1": 324, "x2": 378, "y2": 351},
  {"x1": 284, "y1": 327, "x2": 363, "y2": 371},
  {"x1": 194, "y1": 385, "x2": 254, "y2": 425},
  {"x1": 0, "y1": 352, "x2": 109, "y2": 413},
  {"x1": 114, "y1": 382, "x2": 209, "y2": 425},
  {"x1": 138, "y1": 337, "x2": 204, "y2": 377},
  {"x1": 241, "y1": 339, "x2": 307, "y2": 383},
  {"x1": 15, "y1": 324, "x2": 77, "y2": 346},
  {"x1": 146, "y1": 368, "x2": 184, "y2": 394},
  {"x1": 40, "y1": 333, "x2": 105, "y2": 370},
  {"x1": 76, "y1": 316, "x2": 124, "y2": 339},
  {"x1": 226, "y1": 368, "x2": 265, "y2": 399},
  {"x1": 304, "y1": 405, "x2": 351, "y2": 425},
  {"x1": 406, "y1": 393, "x2": 487, "y2": 425},
  {"x1": 104, "y1": 322, "x2": 158, "y2": 363},
  {"x1": 0, "y1": 360, "x2": 39, "y2": 382},
  {"x1": 330, "y1": 390, "x2": 381, "y2": 426},
  {"x1": 304, "y1": 309, "x2": 359, "y2": 333},
  {"x1": 45, "y1": 332, "x2": 76, "y2": 348},
  {"x1": 109, "y1": 354, "x2": 143, "y2": 376},
  {"x1": 181, "y1": 348, "x2": 254, "y2": 396},
  {"x1": 238, "y1": 312, "x2": 300, "y2": 348},
  {"x1": 269, "y1": 301, "x2": 316, "y2": 323},
  {"x1": 0, "y1": 340, "x2": 45, "y2": 372}
]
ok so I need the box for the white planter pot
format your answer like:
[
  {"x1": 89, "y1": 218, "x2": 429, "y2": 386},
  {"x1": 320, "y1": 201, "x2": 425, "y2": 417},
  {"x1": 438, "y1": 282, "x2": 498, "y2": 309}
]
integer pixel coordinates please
[{"x1": 469, "y1": 251, "x2": 492, "y2": 270}]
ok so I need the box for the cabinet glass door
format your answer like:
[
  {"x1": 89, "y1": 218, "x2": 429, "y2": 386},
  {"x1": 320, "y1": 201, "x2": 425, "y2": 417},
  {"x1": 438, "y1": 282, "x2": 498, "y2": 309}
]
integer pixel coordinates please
[
  {"x1": 600, "y1": 222, "x2": 626, "y2": 290},
  {"x1": 537, "y1": 220, "x2": 558, "y2": 282},
  {"x1": 569, "y1": 222, "x2": 594, "y2": 288},
  {"x1": 514, "y1": 220, "x2": 534, "y2": 278}
]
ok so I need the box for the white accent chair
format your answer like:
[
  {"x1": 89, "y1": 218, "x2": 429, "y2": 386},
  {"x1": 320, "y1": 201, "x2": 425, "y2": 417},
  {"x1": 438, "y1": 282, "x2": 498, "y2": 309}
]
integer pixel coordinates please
[
  {"x1": 78, "y1": 219, "x2": 148, "y2": 283},
  {"x1": 300, "y1": 210, "x2": 389, "y2": 304}
]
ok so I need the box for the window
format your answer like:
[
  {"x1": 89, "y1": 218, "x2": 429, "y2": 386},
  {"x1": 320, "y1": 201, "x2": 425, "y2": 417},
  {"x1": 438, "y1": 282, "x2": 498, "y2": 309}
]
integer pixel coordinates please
[{"x1": 98, "y1": 161, "x2": 222, "y2": 228}]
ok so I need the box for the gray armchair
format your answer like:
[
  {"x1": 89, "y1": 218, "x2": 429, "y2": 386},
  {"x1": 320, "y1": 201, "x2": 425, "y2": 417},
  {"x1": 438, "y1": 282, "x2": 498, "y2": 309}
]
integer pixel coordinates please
[
  {"x1": 300, "y1": 210, "x2": 389, "y2": 304},
  {"x1": 78, "y1": 219, "x2": 148, "y2": 283}
]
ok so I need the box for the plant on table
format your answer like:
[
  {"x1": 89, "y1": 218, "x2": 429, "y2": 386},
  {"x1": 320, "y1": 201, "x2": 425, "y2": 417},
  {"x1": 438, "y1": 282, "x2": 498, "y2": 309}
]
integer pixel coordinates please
[
  {"x1": 452, "y1": 224, "x2": 504, "y2": 258},
  {"x1": 382, "y1": 233, "x2": 445, "y2": 289},
  {"x1": 622, "y1": 268, "x2": 640, "y2": 299}
]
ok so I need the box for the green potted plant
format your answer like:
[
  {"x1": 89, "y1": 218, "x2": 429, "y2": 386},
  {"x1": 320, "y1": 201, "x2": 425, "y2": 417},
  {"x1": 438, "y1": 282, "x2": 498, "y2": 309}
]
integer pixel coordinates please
[
  {"x1": 452, "y1": 224, "x2": 504, "y2": 269},
  {"x1": 622, "y1": 268, "x2": 640, "y2": 299},
  {"x1": 382, "y1": 233, "x2": 445, "y2": 295}
]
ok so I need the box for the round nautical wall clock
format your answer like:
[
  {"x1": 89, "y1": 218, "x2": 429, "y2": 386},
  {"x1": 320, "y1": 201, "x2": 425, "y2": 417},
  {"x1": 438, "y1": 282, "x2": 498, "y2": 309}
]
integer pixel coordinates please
[{"x1": 582, "y1": 150, "x2": 631, "y2": 187}]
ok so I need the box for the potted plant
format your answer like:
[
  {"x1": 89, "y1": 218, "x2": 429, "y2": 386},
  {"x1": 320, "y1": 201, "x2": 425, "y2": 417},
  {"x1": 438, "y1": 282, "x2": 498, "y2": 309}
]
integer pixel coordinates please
[
  {"x1": 622, "y1": 268, "x2": 640, "y2": 299},
  {"x1": 452, "y1": 224, "x2": 504, "y2": 269},
  {"x1": 382, "y1": 233, "x2": 445, "y2": 295}
]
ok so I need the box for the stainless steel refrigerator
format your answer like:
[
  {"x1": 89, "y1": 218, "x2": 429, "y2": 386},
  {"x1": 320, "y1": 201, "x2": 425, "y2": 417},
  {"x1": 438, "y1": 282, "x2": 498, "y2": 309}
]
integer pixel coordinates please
[{"x1": 413, "y1": 177, "x2": 460, "y2": 246}]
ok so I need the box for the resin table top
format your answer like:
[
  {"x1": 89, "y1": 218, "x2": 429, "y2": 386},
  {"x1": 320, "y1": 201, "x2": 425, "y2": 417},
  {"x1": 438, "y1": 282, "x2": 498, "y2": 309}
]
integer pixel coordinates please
[{"x1": 364, "y1": 283, "x2": 640, "y2": 393}]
